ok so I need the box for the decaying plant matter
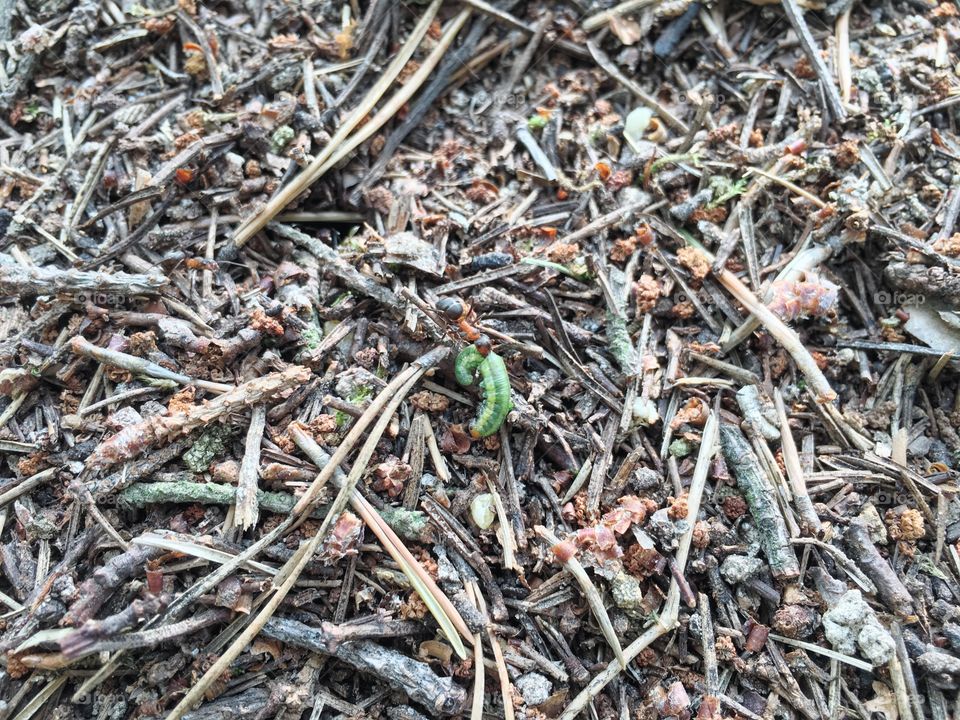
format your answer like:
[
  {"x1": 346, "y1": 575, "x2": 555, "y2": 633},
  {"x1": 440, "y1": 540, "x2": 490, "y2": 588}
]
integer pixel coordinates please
[{"x1": 0, "y1": 1, "x2": 959, "y2": 719}]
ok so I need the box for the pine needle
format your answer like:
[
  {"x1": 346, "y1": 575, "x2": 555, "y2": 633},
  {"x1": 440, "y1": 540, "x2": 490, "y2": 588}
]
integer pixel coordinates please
[
  {"x1": 290, "y1": 425, "x2": 472, "y2": 658},
  {"x1": 463, "y1": 582, "x2": 486, "y2": 720},
  {"x1": 232, "y1": 0, "x2": 451, "y2": 247},
  {"x1": 536, "y1": 526, "x2": 627, "y2": 668},
  {"x1": 556, "y1": 409, "x2": 719, "y2": 720}
]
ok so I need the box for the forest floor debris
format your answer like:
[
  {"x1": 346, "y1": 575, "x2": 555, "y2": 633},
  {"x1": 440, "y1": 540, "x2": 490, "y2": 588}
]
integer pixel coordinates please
[{"x1": 0, "y1": 1, "x2": 959, "y2": 719}]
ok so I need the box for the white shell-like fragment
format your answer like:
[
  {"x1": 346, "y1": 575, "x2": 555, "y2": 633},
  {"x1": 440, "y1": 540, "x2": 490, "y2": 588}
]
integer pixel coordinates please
[
  {"x1": 624, "y1": 107, "x2": 653, "y2": 153},
  {"x1": 470, "y1": 493, "x2": 496, "y2": 530}
]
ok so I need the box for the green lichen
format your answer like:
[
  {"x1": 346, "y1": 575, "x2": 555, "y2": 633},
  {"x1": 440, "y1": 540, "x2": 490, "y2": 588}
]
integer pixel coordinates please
[
  {"x1": 708, "y1": 175, "x2": 749, "y2": 208},
  {"x1": 118, "y1": 481, "x2": 325, "y2": 517},
  {"x1": 300, "y1": 324, "x2": 322, "y2": 350},
  {"x1": 379, "y1": 506, "x2": 431, "y2": 542},
  {"x1": 183, "y1": 425, "x2": 233, "y2": 473},
  {"x1": 270, "y1": 125, "x2": 295, "y2": 153},
  {"x1": 611, "y1": 570, "x2": 645, "y2": 619},
  {"x1": 24, "y1": 513, "x2": 58, "y2": 541},
  {"x1": 605, "y1": 311, "x2": 637, "y2": 376},
  {"x1": 668, "y1": 438, "x2": 692, "y2": 458}
]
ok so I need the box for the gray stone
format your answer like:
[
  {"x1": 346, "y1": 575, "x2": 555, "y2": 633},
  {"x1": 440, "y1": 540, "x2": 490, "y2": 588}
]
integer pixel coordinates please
[
  {"x1": 515, "y1": 672, "x2": 552, "y2": 706},
  {"x1": 648, "y1": 508, "x2": 683, "y2": 550},
  {"x1": 720, "y1": 555, "x2": 765, "y2": 584},
  {"x1": 822, "y1": 590, "x2": 895, "y2": 665},
  {"x1": 611, "y1": 570, "x2": 645, "y2": 618},
  {"x1": 857, "y1": 503, "x2": 887, "y2": 544},
  {"x1": 917, "y1": 650, "x2": 960, "y2": 689}
]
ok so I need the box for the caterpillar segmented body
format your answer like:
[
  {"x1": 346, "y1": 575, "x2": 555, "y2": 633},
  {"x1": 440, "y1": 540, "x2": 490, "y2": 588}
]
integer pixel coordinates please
[
  {"x1": 454, "y1": 338, "x2": 512, "y2": 438},
  {"x1": 454, "y1": 344, "x2": 486, "y2": 386},
  {"x1": 470, "y1": 351, "x2": 512, "y2": 438}
]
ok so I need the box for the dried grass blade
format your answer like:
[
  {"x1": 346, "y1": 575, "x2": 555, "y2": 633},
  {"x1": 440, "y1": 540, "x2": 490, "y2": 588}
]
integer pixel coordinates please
[
  {"x1": 774, "y1": 389, "x2": 822, "y2": 532},
  {"x1": 477, "y1": 586, "x2": 515, "y2": 720},
  {"x1": 290, "y1": 422, "x2": 472, "y2": 657},
  {"x1": 744, "y1": 166, "x2": 826, "y2": 208},
  {"x1": 309, "y1": 10, "x2": 472, "y2": 179},
  {"x1": 12, "y1": 676, "x2": 67, "y2": 720},
  {"x1": 767, "y1": 633, "x2": 873, "y2": 671},
  {"x1": 485, "y1": 473, "x2": 518, "y2": 571},
  {"x1": 676, "y1": 409, "x2": 718, "y2": 574},
  {"x1": 836, "y1": 6, "x2": 853, "y2": 104},
  {"x1": 355, "y1": 495, "x2": 470, "y2": 658},
  {"x1": 133, "y1": 532, "x2": 276, "y2": 575},
  {"x1": 232, "y1": 0, "x2": 444, "y2": 247},
  {"x1": 293, "y1": 348, "x2": 446, "y2": 516},
  {"x1": 714, "y1": 266, "x2": 837, "y2": 402},
  {"x1": 463, "y1": 582, "x2": 486, "y2": 720},
  {"x1": 536, "y1": 526, "x2": 626, "y2": 668},
  {"x1": 582, "y1": 0, "x2": 659, "y2": 32}
]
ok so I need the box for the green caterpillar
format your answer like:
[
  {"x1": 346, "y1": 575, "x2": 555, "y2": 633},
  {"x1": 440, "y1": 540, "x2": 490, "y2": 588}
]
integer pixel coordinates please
[
  {"x1": 454, "y1": 344, "x2": 487, "y2": 386},
  {"x1": 454, "y1": 337, "x2": 512, "y2": 439}
]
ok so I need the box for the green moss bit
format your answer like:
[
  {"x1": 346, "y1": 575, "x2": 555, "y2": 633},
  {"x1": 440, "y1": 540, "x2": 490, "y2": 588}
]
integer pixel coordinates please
[
  {"x1": 183, "y1": 425, "x2": 234, "y2": 473},
  {"x1": 605, "y1": 310, "x2": 637, "y2": 376},
  {"x1": 527, "y1": 115, "x2": 547, "y2": 130},
  {"x1": 379, "y1": 506, "x2": 431, "y2": 542},
  {"x1": 668, "y1": 438, "x2": 692, "y2": 458},
  {"x1": 300, "y1": 324, "x2": 323, "y2": 350},
  {"x1": 350, "y1": 386, "x2": 373, "y2": 403},
  {"x1": 270, "y1": 125, "x2": 295, "y2": 153}
]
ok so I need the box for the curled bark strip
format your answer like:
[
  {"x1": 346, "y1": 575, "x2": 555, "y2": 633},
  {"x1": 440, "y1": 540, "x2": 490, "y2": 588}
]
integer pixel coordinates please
[
  {"x1": 720, "y1": 424, "x2": 800, "y2": 580},
  {"x1": 61, "y1": 542, "x2": 164, "y2": 626},
  {"x1": 262, "y1": 616, "x2": 467, "y2": 716},
  {"x1": 844, "y1": 519, "x2": 915, "y2": 616},
  {"x1": 85, "y1": 366, "x2": 310, "y2": 470}
]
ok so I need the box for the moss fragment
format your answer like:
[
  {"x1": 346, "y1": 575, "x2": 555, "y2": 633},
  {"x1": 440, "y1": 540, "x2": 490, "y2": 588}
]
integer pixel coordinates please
[{"x1": 183, "y1": 425, "x2": 233, "y2": 473}]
